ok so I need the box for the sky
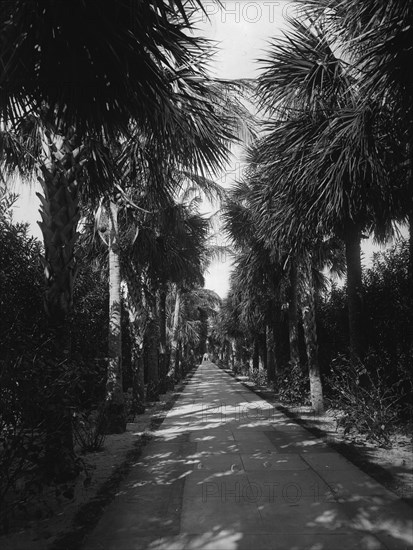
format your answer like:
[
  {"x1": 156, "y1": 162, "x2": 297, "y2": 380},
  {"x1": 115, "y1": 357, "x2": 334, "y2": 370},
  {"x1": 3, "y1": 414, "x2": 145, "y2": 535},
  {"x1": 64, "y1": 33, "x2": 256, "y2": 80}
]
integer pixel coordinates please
[
  {"x1": 12, "y1": 1, "x2": 391, "y2": 298},
  {"x1": 199, "y1": 1, "x2": 294, "y2": 297}
]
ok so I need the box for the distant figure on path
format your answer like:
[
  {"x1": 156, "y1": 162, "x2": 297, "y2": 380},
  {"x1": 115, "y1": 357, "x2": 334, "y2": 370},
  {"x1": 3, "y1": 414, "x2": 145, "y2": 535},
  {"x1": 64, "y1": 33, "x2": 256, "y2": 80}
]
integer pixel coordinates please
[{"x1": 202, "y1": 353, "x2": 209, "y2": 363}]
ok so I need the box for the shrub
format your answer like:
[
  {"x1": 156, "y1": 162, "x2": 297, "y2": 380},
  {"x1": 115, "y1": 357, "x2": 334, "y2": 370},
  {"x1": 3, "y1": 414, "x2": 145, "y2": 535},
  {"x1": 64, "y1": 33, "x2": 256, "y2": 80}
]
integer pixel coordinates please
[
  {"x1": 276, "y1": 363, "x2": 311, "y2": 406},
  {"x1": 327, "y1": 354, "x2": 408, "y2": 447},
  {"x1": 73, "y1": 408, "x2": 106, "y2": 453},
  {"x1": 249, "y1": 369, "x2": 268, "y2": 387},
  {"x1": 233, "y1": 361, "x2": 249, "y2": 376}
]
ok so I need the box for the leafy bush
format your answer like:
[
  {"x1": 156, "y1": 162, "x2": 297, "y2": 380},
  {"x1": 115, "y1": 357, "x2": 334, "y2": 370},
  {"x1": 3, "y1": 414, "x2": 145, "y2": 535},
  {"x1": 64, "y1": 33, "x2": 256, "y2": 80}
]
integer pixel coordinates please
[
  {"x1": 249, "y1": 369, "x2": 268, "y2": 386},
  {"x1": 277, "y1": 363, "x2": 311, "y2": 406},
  {"x1": 0, "y1": 414, "x2": 45, "y2": 532},
  {"x1": 73, "y1": 407, "x2": 106, "y2": 453},
  {"x1": 0, "y1": 350, "x2": 85, "y2": 532},
  {"x1": 327, "y1": 354, "x2": 409, "y2": 447},
  {"x1": 0, "y1": 197, "x2": 110, "y2": 531},
  {"x1": 232, "y1": 361, "x2": 249, "y2": 376}
]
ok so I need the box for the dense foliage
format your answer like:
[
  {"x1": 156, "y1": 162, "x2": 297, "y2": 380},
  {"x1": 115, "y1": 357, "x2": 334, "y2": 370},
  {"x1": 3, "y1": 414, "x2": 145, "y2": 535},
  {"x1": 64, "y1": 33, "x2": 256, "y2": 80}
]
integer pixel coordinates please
[{"x1": 212, "y1": 0, "x2": 413, "y2": 437}]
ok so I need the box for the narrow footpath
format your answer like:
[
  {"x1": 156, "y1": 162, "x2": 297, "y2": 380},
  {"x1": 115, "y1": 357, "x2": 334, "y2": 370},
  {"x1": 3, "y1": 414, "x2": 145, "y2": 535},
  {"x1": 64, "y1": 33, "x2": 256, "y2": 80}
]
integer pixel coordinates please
[{"x1": 83, "y1": 362, "x2": 413, "y2": 550}]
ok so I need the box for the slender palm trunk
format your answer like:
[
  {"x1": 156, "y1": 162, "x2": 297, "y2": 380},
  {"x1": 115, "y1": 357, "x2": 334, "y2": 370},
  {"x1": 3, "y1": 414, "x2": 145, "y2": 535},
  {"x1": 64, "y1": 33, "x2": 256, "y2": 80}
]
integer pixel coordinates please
[
  {"x1": 177, "y1": 341, "x2": 183, "y2": 379},
  {"x1": 288, "y1": 259, "x2": 300, "y2": 369},
  {"x1": 408, "y1": 205, "x2": 413, "y2": 353},
  {"x1": 230, "y1": 339, "x2": 236, "y2": 369},
  {"x1": 131, "y1": 340, "x2": 145, "y2": 414},
  {"x1": 158, "y1": 286, "x2": 168, "y2": 394},
  {"x1": 123, "y1": 266, "x2": 147, "y2": 410},
  {"x1": 344, "y1": 222, "x2": 365, "y2": 364},
  {"x1": 272, "y1": 289, "x2": 284, "y2": 381},
  {"x1": 125, "y1": 302, "x2": 145, "y2": 415},
  {"x1": 259, "y1": 331, "x2": 267, "y2": 370},
  {"x1": 409, "y1": 207, "x2": 413, "y2": 291},
  {"x1": 167, "y1": 286, "x2": 181, "y2": 388},
  {"x1": 38, "y1": 134, "x2": 80, "y2": 481},
  {"x1": 105, "y1": 200, "x2": 126, "y2": 434},
  {"x1": 407, "y1": 143, "x2": 413, "y2": 353},
  {"x1": 252, "y1": 336, "x2": 259, "y2": 371},
  {"x1": 408, "y1": 143, "x2": 413, "y2": 289},
  {"x1": 300, "y1": 253, "x2": 324, "y2": 413},
  {"x1": 146, "y1": 313, "x2": 160, "y2": 401},
  {"x1": 198, "y1": 308, "x2": 208, "y2": 358},
  {"x1": 266, "y1": 325, "x2": 276, "y2": 382}
]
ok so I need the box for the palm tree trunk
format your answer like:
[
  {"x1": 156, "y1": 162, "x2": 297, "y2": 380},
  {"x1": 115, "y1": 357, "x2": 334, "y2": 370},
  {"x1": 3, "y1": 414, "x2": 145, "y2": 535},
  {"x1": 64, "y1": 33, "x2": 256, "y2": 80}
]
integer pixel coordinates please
[
  {"x1": 407, "y1": 143, "x2": 413, "y2": 352},
  {"x1": 252, "y1": 337, "x2": 259, "y2": 371},
  {"x1": 177, "y1": 341, "x2": 183, "y2": 379},
  {"x1": 167, "y1": 286, "x2": 181, "y2": 389},
  {"x1": 158, "y1": 286, "x2": 168, "y2": 394},
  {"x1": 266, "y1": 325, "x2": 276, "y2": 382},
  {"x1": 105, "y1": 200, "x2": 126, "y2": 434},
  {"x1": 300, "y1": 253, "x2": 324, "y2": 413},
  {"x1": 38, "y1": 134, "x2": 80, "y2": 481},
  {"x1": 131, "y1": 340, "x2": 145, "y2": 414},
  {"x1": 38, "y1": 134, "x2": 81, "y2": 348},
  {"x1": 230, "y1": 339, "x2": 236, "y2": 369},
  {"x1": 259, "y1": 331, "x2": 267, "y2": 371},
  {"x1": 344, "y1": 222, "x2": 365, "y2": 364},
  {"x1": 272, "y1": 290, "x2": 284, "y2": 380},
  {"x1": 122, "y1": 275, "x2": 145, "y2": 413},
  {"x1": 408, "y1": 142, "x2": 413, "y2": 289},
  {"x1": 146, "y1": 314, "x2": 160, "y2": 401},
  {"x1": 408, "y1": 204, "x2": 413, "y2": 354},
  {"x1": 409, "y1": 206, "x2": 413, "y2": 291},
  {"x1": 288, "y1": 259, "x2": 300, "y2": 369},
  {"x1": 198, "y1": 308, "x2": 208, "y2": 358}
]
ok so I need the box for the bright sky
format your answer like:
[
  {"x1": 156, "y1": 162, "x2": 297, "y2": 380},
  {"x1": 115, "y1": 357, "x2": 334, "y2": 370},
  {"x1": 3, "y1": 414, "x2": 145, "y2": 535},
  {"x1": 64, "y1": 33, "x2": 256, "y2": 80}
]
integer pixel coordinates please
[{"x1": 200, "y1": 1, "x2": 293, "y2": 297}]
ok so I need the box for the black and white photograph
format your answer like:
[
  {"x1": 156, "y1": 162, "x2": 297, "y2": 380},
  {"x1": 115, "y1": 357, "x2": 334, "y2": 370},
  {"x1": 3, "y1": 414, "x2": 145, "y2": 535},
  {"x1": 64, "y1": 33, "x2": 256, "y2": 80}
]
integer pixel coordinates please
[{"x1": 0, "y1": 1, "x2": 412, "y2": 549}]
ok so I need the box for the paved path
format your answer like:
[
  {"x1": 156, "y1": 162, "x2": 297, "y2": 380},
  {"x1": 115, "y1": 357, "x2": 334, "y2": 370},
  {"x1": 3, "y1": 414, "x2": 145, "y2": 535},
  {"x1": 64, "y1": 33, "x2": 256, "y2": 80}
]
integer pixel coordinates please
[{"x1": 83, "y1": 362, "x2": 413, "y2": 550}]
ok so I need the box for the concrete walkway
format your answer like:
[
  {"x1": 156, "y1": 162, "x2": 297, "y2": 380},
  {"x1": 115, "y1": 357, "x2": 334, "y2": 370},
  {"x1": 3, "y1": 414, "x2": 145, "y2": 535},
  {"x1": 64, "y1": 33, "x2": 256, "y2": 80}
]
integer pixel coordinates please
[{"x1": 83, "y1": 362, "x2": 413, "y2": 550}]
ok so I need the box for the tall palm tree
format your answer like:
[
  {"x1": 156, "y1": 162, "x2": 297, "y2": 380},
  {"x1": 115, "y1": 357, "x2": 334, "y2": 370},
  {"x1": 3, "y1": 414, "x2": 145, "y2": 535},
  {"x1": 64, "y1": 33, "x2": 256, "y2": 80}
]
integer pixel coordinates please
[
  {"x1": 224, "y1": 172, "x2": 331, "y2": 411},
  {"x1": 1, "y1": 1, "x2": 245, "y2": 476},
  {"x1": 254, "y1": 16, "x2": 398, "y2": 364},
  {"x1": 129, "y1": 198, "x2": 209, "y2": 394},
  {"x1": 222, "y1": 183, "x2": 289, "y2": 380},
  {"x1": 94, "y1": 198, "x2": 127, "y2": 432},
  {"x1": 304, "y1": 0, "x2": 413, "y2": 345},
  {"x1": 167, "y1": 286, "x2": 221, "y2": 376}
]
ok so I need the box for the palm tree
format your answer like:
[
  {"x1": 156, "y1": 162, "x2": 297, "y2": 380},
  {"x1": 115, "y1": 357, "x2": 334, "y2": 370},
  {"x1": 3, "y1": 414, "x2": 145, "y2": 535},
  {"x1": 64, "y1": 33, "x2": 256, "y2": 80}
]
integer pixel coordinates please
[
  {"x1": 72, "y1": 59, "x2": 250, "y2": 427},
  {"x1": 1, "y1": 2, "x2": 246, "y2": 476},
  {"x1": 223, "y1": 172, "x2": 332, "y2": 411},
  {"x1": 254, "y1": 16, "x2": 398, "y2": 365},
  {"x1": 222, "y1": 183, "x2": 289, "y2": 380},
  {"x1": 167, "y1": 286, "x2": 221, "y2": 378},
  {"x1": 94, "y1": 198, "x2": 127, "y2": 432},
  {"x1": 0, "y1": 1, "x2": 209, "y2": 137},
  {"x1": 304, "y1": 0, "x2": 413, "y2": 346},
  {"x1": 287, "y1": 258, "x2": 301, "y2": 370},
  {"x1": 131, "y1": 199, "x2": 209, "y2": 394}
]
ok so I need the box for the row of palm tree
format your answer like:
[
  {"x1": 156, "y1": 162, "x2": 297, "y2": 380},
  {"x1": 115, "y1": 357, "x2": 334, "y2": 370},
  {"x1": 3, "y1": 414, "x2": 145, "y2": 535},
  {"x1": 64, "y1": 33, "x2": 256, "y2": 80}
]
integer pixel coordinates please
[
  {"x1": 0, "y1": 2, "x2": 249, "y2": 481},
  {"x1": 214, "y1": 1, "x2": 413, "y2": 413}
]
